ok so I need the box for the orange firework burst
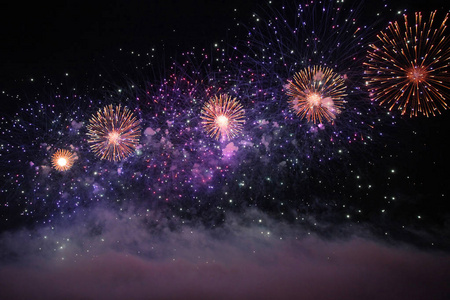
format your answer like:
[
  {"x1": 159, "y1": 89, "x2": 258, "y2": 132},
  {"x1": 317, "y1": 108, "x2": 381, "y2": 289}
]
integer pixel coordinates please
[
  {"x1": 200, "y1": 94, "x2": 245, "y2": 141},
  {"x1": 364, "y1": 11, "x2": 450, "y2": 117},
  {"x1": 87, "y1": 105, "x2": 141, "y2": 161},
  {"x1": 51, "y1": 149, "x2": 75, "y2": 171},
  {"x1": 286, "y1": 66, "x2": 347, "y2": 124}
]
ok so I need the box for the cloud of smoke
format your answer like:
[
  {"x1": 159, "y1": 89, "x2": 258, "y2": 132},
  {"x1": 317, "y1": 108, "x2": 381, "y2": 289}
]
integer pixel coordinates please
[{"x1": 0, "y1": 206, "x2": 449, "y2": 300}]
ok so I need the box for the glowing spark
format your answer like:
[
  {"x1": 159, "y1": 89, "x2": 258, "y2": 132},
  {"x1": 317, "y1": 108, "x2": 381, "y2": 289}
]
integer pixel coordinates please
[
  {"x1": 108, "y1": 131, "x2": 121, "y2": 145},
  {"x1": 51, "y1": 149, "x2": 75, "y2": 171},
  {"x1": 201, "y1": 94, "x2": 245, "y2": 141},
  {"x1": 364, "y1": 11, "x2": 450, "y2": 117},
  {"x1": 87, "y1": 105, "x2": 141, "y2": 161},
  {"x1": 216, "y1": 115, "x2": 229, "y2": 128},
  {"x1": 286, "y1": 66, "x2": 347, "y2": 124}
]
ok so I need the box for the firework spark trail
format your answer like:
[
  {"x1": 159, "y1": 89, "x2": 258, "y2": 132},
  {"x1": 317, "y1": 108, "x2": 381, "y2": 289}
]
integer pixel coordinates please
[
  {"x1": 51, "y1": 149, "x2": 76, "y2": 171},
  {"x1": 201, "y1": 94, "x2": 245, "y2": 141},
  {"x1": 365, "y1": 11, "x2": 450, "y2": 117},
  {"x1": 240, "y1": 0, "x2": 367, "y2": 80},
  {"x1": 0, "y1": 0, "x2": 442, "y2": 240},
  {"x1": 87, "y1": 105, "x2": 141, "y2": 161},
  {"x1": 286, "y1": 66, "x2": 347, "y2": 124},
  {"x1": 227, "y1": 0, "x2": 385, "y2": 175},
  {"x1": 235, "y1": 0, "x2": 382, "y2": 134},
  {"x1": 0, "y1": 2, "x2": 378, "y2": 224},
  {"x1": 109, "y1": 54, "x2": 248, "y2": 205}
]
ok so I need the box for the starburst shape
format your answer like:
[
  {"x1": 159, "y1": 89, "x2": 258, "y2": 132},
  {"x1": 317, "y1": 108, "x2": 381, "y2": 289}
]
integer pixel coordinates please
[
  {"x1": 51, "y1": 149, "x2": 76, "y2": 171},
  {"x1": 87, "y1": 105, "x2": 141, "y2": 161},
  {"x1": 364, "y1": 11, "x2": 450, "y2": 117},
  {"x1": 200, "y1": 94, "x2": 245, "y2": 141},
  {"x1": 286, "y1": 66, "x2": 347, "y2": 124}
]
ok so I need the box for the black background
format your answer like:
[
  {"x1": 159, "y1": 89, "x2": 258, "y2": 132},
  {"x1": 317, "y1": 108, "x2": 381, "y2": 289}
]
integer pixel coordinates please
[
  {"x1": 0, "y1": 0, "x2": 449, "y2": 237},
  {"x1": 1, "y1": 0, "x2": 447, "y2": 83}
]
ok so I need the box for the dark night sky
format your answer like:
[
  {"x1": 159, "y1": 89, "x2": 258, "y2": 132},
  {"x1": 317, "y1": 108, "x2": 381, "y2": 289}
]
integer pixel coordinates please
[
  {"x1": 1, "y1": 1, "x2": 257, "y2": 83},
  {"x1": 1, "y1": 0, "x2": 448, "y2": 200},
  {"x1": 1, "y1": 0, "x2": 447, "y2": 82},
  {"x1": 1, "y1": 0, "x2": 449, "y2": 246},
  {"x1": 1, "y1": 1, "x2": 450, "y2": 299}
]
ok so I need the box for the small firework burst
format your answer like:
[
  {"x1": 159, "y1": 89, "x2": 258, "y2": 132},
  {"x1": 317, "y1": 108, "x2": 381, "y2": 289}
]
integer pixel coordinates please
[
  {"x1": 286, "y1": 66, "x2": 347, "y2": 124},
  {"x1": 364, "y1": 11, "x2": 450, "y2": 117},
  {"x1": 51, "y1": 149, "x2": 76, "y2": 171},
  {"x1": 200, "y1": 94, "x2": 245, "y2": 141},
  {"x1": 87, "y1": 105, "x2": 141, "y2": 161}
]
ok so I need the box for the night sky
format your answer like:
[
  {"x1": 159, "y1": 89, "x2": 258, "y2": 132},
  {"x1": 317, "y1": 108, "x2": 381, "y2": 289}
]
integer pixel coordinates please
[{"x1": 1, "y1": 0, "x2": 450, "y2": 299}]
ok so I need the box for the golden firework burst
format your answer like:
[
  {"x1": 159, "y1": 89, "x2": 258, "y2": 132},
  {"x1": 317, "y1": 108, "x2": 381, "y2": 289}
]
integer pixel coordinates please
[
  {"x1": 286, "y1": 66, "x2": 347, "y2": 124},
  {"x1": 51, "y1": 149, "x2": 76, "y2": 171},
  {"x1": 200, "y1": 94, "x2": 245, "y2": 141},
  {"x1": 364, "y1": 11, "x2": 450, "y2": 117},
  {"x1": 87, "y1": 105, "x2": 141, "y2": 161}
]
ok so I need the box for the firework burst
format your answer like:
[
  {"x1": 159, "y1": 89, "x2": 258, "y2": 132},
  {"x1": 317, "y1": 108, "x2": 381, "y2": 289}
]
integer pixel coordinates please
[
  {"x1": 201, "y1": 94, "x2": 245, "y2": 141},
  {"x1": 234, "y1": 0, "x2": 382, "y2": 155},
  {"x1": 87, "y1": 105, "x2": 141, "y2": 161},
  {"x1": 286, "y1": 66, "x2": 347, "y2": 124},
  {"x1": 51, "y1": 149, "x2": 76, "y2": 171},
  {"x1": 365, "y1": 11, "x2": 450, "y2": 117}
]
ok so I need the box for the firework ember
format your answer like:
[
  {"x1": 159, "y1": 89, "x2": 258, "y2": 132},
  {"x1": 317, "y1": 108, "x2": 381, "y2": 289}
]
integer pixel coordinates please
[
  {"x1": 286, "y1": 66, "x2": 347, "y2": 124},
  {"x1": 365, "y1": 11, "x2": 450, "y2": 117},
  {"x1": 200, "y1": 94, "x2": 245, "y2": 141},
  {"x1": 51, "y1": 149, "x2": 76, "y2": 171},
  {"x1": 87, "y1": 105, "x2": 141, "y2": 161}
]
